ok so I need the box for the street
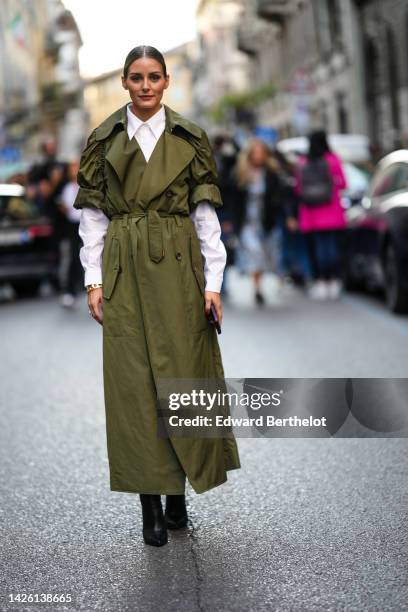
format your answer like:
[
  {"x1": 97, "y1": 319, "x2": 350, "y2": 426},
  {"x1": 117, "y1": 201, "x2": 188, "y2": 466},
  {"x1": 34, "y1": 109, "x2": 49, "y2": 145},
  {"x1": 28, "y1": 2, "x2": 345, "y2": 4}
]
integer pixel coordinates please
[
  {"x1": 2, "y1": 0, "x2": 408, "y2": 609},
  {"x1": 1, "y1": 272, "x2": 407, "y2": 611}
]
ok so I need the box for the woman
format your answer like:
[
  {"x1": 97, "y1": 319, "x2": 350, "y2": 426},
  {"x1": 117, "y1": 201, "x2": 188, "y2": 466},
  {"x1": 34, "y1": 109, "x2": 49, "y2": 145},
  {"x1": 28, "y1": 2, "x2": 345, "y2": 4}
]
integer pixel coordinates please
[
  {"x1": 233, "y1": 139, "x2": 285, "y2": 305},
  {"x1": 74, "y1": 46, "x2": 240, "y2": 547},
  {"x1": 294, "y1": 130, "x2": 347, "y2": 300}
]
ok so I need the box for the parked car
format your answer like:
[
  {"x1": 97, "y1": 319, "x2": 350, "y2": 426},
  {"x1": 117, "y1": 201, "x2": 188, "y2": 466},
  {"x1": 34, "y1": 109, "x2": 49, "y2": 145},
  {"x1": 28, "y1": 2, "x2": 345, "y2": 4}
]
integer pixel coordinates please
[
  {"x1": 0, "y1": 183, "x2": 59, "y2": 297},
  {"x1": 343, "y1": 150, "x2": 408, "y2": 313},
  {"x1": 341, "y1": 162, "x2": 370, "y2": 208}
]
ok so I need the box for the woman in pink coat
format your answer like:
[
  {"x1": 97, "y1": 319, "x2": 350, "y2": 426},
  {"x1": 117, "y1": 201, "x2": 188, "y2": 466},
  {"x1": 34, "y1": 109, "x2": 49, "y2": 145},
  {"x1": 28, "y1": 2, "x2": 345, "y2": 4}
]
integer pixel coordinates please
[{"x1": 294, "y1": 130, "x2": 347, "y2": 299}]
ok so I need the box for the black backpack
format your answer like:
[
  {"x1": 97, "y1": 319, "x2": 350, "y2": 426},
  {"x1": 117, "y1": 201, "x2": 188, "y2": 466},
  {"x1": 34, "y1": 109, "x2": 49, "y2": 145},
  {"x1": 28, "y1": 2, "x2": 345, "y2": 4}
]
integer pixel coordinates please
[{"x1": 300, "y1": 157, "x2": 333, "y2": 207}]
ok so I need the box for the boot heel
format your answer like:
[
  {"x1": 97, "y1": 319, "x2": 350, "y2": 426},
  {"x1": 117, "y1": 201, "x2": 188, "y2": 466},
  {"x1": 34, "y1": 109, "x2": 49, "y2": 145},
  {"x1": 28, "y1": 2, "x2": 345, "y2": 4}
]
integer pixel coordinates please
[
  {"x1": 164, "y1": 494, "x2": 188, "y2": 530},
  {"x1": 139, "y1": 494, "x2": 168, "y2": 546}
]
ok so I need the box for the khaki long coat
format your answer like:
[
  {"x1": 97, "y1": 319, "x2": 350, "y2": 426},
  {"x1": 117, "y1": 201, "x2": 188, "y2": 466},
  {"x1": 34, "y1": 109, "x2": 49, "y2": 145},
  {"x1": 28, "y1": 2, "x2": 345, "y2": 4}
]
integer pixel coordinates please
[{"x1": 74, "y1": 103, "x2": 241, "y2": 494}]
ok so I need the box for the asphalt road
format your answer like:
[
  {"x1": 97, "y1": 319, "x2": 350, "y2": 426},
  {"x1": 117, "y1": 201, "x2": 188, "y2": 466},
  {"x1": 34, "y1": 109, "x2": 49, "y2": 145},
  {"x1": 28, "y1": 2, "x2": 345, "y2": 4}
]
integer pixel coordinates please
[{"x1": 1, "y1": 273, "x2": 407, "y2": 612}]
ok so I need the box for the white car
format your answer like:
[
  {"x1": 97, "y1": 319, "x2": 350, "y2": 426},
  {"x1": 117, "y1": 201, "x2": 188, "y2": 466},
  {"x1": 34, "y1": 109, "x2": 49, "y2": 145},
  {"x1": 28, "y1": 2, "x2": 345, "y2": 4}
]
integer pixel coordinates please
[{"x1": 343, "y1": 150, "x2": 408, "y2": 313}]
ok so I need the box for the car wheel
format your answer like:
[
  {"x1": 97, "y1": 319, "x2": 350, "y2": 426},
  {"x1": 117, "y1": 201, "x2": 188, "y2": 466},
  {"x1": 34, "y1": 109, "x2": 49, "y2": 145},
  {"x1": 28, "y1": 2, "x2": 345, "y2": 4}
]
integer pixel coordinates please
[
  {"x1": 384, "y1": 243, "x2": 408, "y2": 314},
  {"x1": 342, "y1": 268, "x2": 361, "y2": 292},
  {"x1": 11, "y1": 279, "x2": 42, "y2": 298},
  {"x1": 341, "y1": 252, "x2": 362, "y2": 292}
]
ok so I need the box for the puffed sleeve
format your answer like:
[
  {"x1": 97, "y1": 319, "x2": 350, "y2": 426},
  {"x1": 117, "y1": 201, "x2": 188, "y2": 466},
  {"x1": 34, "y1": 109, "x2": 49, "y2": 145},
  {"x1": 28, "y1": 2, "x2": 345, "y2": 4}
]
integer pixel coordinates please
[
  {"x1": 73, "y1": 129, "x2": 106, "y2": 212},
  {"x1": 189, "y1": 130, "x2": 223, "y2": 212}
]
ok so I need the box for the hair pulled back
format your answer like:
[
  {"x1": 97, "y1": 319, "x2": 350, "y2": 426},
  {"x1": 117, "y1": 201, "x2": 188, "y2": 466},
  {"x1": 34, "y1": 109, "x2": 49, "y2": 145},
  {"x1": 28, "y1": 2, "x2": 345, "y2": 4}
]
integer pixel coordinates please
[{"x1": 123, "y1": 45, "x2": 167, "y2": 79}]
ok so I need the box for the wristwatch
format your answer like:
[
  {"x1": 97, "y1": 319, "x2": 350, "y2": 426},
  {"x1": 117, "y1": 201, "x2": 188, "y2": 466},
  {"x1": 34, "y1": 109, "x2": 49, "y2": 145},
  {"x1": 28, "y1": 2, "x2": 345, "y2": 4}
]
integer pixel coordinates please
[{"x1": 86, "y1": 283, "x2": 103, "y2": 293}]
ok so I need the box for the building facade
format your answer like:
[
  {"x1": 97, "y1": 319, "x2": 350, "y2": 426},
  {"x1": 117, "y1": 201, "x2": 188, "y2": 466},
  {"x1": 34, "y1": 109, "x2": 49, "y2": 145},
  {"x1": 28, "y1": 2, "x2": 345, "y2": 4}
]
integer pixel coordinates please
[
  {"x1": 238, "y1": 0, "x2": 367, "y2": 139},
  {"x1": 199, "y1": 0, "x2": 407, "y2": 155},
  {"x1": 193, "y1": 0, "x2": 251, "y2": 131},
  {"x1": 84, "y1": 68, "x2": 129, "y2": 133},
  {"x1": 356, "y1": 0, "x2": 408, "y2": 153},
  {"x1": 0, "y1": 0, "x2": 84, "y2": 175},
  {"x1": 161, "y1": 42, "x2": 196, "y2": 118}
]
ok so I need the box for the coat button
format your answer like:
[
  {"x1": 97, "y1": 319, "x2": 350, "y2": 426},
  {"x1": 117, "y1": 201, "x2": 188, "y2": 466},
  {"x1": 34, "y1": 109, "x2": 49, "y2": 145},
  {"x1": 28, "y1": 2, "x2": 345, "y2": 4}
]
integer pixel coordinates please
[
  {"x1": 165, "y1": 190, "x2": 174, "y2": 198},
  {"x1": 175, "y1": 251, "x2": 182, "y2": 261}
]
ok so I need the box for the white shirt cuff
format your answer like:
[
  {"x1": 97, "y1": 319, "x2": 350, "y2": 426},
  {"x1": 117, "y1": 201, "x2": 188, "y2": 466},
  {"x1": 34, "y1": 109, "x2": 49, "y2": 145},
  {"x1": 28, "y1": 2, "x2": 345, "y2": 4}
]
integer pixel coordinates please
[
  {"x1": 84, "y1": 269, "x2": 103, "y2": 286},
  {"x1": 204, "y1": 275, "x2": 224, "y2": 293},
  {"x1": 78, "y1": 207, "x2": 109, "y2": 287}
]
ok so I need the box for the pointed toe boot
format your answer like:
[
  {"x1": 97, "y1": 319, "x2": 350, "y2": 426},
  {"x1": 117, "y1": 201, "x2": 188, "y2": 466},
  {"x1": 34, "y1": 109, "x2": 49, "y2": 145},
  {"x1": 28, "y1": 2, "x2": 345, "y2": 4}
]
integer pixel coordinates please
[
  {"x1": 139, "y1": 494, "x2": 168, "y2": 546},
  {"x1": 164, "y1": 494, "x2": 188, "y2": 529}
]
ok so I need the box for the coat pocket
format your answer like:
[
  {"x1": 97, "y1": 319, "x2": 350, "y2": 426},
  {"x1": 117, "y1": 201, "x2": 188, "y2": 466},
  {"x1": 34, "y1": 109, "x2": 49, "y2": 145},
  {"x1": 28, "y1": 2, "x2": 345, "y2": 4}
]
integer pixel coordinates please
[
  {"x1": 103, "y1": 237, "x2": 121, "y2": 300},
  {"x1": 172, "y1": 229, "x2": 208, "y2": 333},
  {"x1": 189, "y1": 233, "x2": 205, "y2": 297}
]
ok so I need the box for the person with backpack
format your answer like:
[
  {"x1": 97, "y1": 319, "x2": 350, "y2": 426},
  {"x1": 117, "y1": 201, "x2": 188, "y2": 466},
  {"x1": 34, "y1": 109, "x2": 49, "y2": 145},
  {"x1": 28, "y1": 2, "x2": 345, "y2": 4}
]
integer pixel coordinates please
[{"x1": 294, "y1": 130, "x2": 347, "y2": 300}]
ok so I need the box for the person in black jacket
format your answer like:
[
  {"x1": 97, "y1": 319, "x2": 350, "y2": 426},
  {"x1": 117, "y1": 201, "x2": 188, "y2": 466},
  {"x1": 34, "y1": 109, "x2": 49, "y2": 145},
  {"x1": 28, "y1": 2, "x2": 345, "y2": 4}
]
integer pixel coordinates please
[
  {"x1": 232, "y1": 138, "x2": 286, "y2": 305},
  {"x1": 212, "y1": 134, "x2": 241, "y2": 297},
  {"x1": 273, "y1": 151, "x2": 314, "y2": 288}
]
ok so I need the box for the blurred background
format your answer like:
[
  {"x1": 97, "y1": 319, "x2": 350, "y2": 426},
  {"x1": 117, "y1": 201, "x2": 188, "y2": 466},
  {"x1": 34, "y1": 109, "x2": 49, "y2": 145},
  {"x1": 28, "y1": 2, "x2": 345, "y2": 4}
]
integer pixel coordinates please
[
  {"x1": 0, "y1": 0, "x2": 407, "y2": 349},
  {"x1": 1, "y1": 4, "x2": 408, "y2": 610}
]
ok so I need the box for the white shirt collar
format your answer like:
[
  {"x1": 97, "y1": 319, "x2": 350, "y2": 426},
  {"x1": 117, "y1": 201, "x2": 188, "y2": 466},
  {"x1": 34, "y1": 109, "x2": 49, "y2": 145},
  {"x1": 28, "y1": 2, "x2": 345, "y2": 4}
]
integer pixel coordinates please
[{"x1": 126, "y1": 103, "x2": 165, "y2": 141}]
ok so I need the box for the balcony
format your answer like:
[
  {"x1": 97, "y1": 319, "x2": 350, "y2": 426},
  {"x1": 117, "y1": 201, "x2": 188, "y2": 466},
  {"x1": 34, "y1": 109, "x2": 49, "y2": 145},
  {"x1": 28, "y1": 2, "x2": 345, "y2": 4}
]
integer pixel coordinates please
[
  {"x1": 257, "y1": 0, "x2": 294, "y2": 22},
  {"x1": 237, "y1": 24, "x2": 259, "y2": 56}
]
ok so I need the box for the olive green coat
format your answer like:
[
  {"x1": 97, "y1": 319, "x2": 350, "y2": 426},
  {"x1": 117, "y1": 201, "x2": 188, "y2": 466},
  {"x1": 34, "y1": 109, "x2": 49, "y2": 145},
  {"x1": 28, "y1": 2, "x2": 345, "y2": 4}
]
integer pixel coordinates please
[{"x1": 74, "y1": 103, "x2": 240, "y2": 494}]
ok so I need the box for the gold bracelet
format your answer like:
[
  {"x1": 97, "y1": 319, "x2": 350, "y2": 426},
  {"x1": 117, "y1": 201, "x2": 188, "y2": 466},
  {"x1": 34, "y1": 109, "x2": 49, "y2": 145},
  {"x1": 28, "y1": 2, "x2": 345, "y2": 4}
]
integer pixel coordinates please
[{"x1": 86, "y1": 283, "x2": 103, "y2": 293}]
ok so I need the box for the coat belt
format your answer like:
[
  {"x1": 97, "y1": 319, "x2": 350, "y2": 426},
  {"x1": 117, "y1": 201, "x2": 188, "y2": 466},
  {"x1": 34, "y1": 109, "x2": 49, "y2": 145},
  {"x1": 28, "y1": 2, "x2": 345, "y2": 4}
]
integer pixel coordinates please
[{"x1": 111, "y1": 210, "x2": 190, "y2": 264}]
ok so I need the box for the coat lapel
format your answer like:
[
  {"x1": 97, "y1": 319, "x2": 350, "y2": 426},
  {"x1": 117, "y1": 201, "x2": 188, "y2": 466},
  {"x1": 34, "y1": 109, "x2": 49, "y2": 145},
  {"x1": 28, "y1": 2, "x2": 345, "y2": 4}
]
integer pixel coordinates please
[
  {"x1": 136, "y1": 130, "x2": 195, "y2": 206},
  {"x1": 99, "y1": 102, "x2": 199, "y2": 207},
  {"x1": 105, "y1": 129, "x2": 142, "y2": 186}
]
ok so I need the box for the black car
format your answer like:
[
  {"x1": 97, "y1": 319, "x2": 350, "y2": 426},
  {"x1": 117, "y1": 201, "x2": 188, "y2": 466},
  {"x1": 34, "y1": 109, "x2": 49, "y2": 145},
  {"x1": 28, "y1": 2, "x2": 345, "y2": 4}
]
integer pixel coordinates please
[
  {"x1": 343, "y1": 150, "x2": 408, "y2": 313},
  {"x1": 0, "y1": 183, "x2": 59, "y2": 297}
]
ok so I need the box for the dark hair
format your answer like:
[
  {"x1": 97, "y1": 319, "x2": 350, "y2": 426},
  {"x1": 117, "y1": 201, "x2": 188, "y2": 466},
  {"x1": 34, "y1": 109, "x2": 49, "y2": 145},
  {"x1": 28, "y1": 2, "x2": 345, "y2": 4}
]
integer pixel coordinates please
[
  {"x1": 123, "y1": 45, "x2": 167, "y2": 79},
  {"x1": 308, "y1": 129, "x2": 331, "y2": 159}
]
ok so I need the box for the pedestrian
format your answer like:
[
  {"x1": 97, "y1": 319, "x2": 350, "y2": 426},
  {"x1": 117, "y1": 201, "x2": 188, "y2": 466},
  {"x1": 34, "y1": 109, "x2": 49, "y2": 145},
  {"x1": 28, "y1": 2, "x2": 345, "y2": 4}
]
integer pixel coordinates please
[
  {"x1": 73, "y1": 45, "x2": 240, "y2": 547},
  {"x1": 295, "y1": 130, "x2": 347, "y2": 300},
  {"x1": 58, "y1": 160, "x2": 82, "y2": 307},
  {"x1": 28, "y1": 139, "x2": 70, "y2": 278},
  {"x1": 277, "y1": 153, "x2": 313, "y2": 288},
  {"x1": 212, "y1": 134, "x2": 241, "y2": 299},
  {"x1": 233, "y1": 138, "x2": 285, "y2": 305}
]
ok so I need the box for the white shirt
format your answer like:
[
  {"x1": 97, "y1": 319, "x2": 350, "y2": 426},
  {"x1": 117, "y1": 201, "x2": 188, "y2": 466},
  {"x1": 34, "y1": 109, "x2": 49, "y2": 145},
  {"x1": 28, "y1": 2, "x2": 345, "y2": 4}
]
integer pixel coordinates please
[
  {"x1": 60, "y1": 182, "x2": 81, "y2": 223},
  {"x1": 78, "y1": 103, "x2": 226, "y2": 292}
]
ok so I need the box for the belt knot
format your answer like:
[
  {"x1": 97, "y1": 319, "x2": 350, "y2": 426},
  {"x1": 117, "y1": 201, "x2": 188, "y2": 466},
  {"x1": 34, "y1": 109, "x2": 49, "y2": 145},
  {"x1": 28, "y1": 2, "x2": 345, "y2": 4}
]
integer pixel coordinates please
[{"x1": 110, "y1": 210, "x2": 189, "y2": 263}]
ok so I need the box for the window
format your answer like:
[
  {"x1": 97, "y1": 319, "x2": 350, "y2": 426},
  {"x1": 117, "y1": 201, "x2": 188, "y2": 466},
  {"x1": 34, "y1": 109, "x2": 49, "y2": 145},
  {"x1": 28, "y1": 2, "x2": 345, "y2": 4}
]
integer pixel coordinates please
[
  {"x1": 393, "y1": 163, "x2": 408, "y2": 192},
  {"x1": 371, "y1": 164, "x2": 405, "y2": 198},
  {"x1": 336, "y1": 93, "x2": 349, "y2": 134},
  {"x1": 328, "y1": 0, "x2": 343, "y2": 48},
  {"x1": 386, "y1": 26, "x2": 401, "y2": 135},
  {"x1": 364, "y1": 36, "x2": 381, "y2": 149},
  {"x1": 312, "y1": 0, "x2": 331, "y2": 55}
]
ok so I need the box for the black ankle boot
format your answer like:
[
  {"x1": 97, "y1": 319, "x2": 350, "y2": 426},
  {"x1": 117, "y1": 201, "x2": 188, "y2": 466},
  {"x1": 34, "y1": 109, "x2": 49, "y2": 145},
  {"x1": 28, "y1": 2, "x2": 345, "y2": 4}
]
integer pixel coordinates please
[
  {"x1": 164, "y1": 494, "x2": 188, "y2": 529},
  {"x1": 255, "y1": 291, "x2": 265, "y2": 306},
  {"x1": 139, "y1": 494, "x2": 168, "y2": 546}
]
